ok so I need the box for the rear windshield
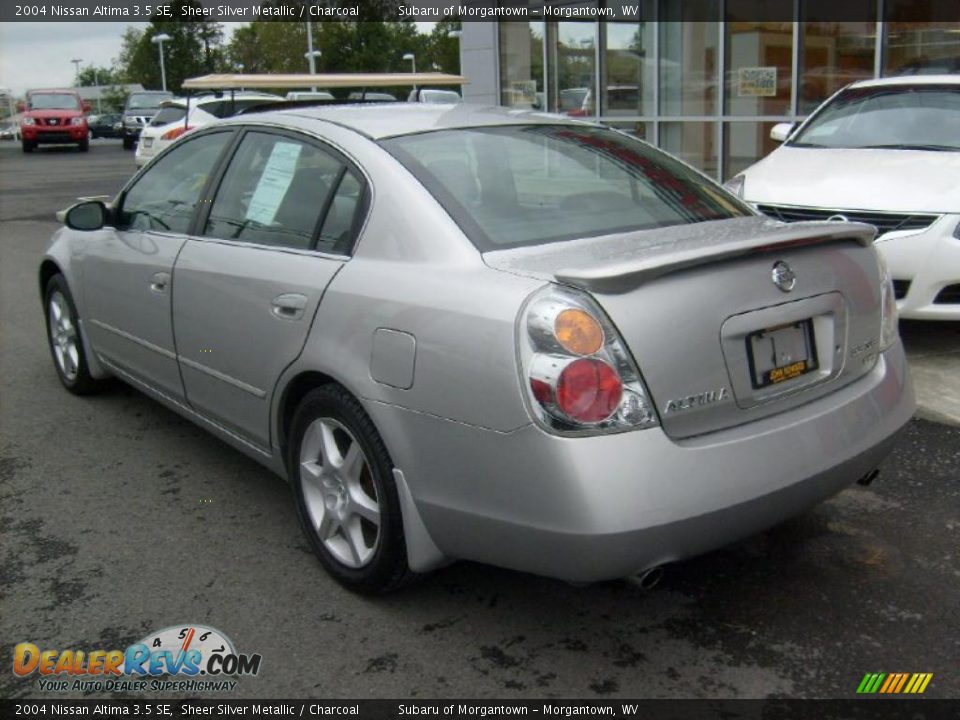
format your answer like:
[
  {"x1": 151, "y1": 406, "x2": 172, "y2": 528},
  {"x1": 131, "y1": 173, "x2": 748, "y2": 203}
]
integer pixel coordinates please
[
  {"x1": 382, "y1": 125, "x2": 750, "y2": 251},
  {"x1": 29, "y1": 93, "x2": 80, "y2": 110},
  {"x1": 151, "y1": 106, "x2": 186, "y2": 126},
  {"x1": 127, "y1": 93, "x2": 173, "y2": 111}
]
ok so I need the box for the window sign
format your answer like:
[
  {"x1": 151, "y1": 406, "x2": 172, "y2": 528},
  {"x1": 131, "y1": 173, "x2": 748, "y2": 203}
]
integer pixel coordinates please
[
  {"x1": 511, "y1": 80, "x2": 538, "y2": 107},
  {"x1": 738, "y1": 67, "x2": 777, "y2": 97},
  {"x1": 245, "y1": 141, "x2": 303, "y2": 225}
]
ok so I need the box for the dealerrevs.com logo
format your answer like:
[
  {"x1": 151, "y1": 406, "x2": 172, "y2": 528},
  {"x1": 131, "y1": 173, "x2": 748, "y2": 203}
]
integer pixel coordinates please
[{"x1": 13, "y1": 625, "x2": 262, "y2": 693}]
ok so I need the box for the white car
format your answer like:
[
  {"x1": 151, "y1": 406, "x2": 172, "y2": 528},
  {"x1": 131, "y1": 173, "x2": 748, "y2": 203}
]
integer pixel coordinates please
[
  {"x1": 729, "y1": 75, "x2": 960, "y2": 320},
  {"x1": 134, "y1": 92, "x2": 281, "y2": 167}
]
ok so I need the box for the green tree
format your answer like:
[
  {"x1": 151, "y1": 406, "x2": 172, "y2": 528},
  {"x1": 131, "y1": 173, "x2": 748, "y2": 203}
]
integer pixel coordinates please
[
  {"x1": 76, "y1": 66, "x2": 120, "y2": 87},
  {"x1": 117, "y1": 1, "x2": 224, "y2": 92},
  {"x1": 424, "y1": 19, "x2": 461, "y2": 74}
]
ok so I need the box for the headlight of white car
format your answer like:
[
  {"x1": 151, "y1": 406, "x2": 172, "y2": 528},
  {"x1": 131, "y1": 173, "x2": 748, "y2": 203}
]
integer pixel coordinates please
[
  {"x1": 723, "y1": 174, "x2": 745, "y2": 199},
  {"x1": 877, "y1": 252, "x2": 898, "y2": 351}
]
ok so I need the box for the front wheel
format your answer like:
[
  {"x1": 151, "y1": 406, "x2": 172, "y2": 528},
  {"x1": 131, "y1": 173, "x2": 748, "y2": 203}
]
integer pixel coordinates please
[
  {"x1": 288, "y1": 384, "x2": 415, "y2": 594},
  {"x1": 44, "y1": 274, "x2": 105, "y2": 395},
  {"x1": 78, "y1": 138, "x2": 89, "y2": 152},
  {"x1": 21, "y1": 140, "x2": 35, "y2": 153}
]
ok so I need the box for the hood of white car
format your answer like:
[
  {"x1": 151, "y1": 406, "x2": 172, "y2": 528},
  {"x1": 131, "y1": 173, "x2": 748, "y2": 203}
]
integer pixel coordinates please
[{"x1": 741, "y1": 146, "x2": 960, "y2": 214}]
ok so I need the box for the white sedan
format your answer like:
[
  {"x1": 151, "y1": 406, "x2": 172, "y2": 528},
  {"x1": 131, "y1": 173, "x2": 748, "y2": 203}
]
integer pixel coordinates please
[
  {"x1": 729, "y1": 75, "x2": 960, "y2": 320},
  {"x1": 134, "y1": 92, "x2": 281, "y2": 168}
]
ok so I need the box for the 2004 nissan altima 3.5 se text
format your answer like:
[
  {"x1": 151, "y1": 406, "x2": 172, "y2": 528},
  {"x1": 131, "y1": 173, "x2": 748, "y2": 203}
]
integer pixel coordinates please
[{"x1": 40, "y1": 103, "x2": 914, "y2": 593}]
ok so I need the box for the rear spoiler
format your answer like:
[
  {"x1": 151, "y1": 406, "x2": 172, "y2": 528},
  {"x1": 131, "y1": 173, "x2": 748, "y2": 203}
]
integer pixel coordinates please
[{"x1": 554, "y1": 221, "x2": 876, "y2": 294}]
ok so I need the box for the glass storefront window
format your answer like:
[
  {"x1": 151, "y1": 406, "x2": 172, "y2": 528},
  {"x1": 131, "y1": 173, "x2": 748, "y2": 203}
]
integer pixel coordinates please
[
  {"x1": 799, "y1": 23, "x2": 876, "y2": 114},
  {"x1": 723, "y1": 121, "x2": 779, "y2": 180},
  {"x1": 883, "y1": 22, "x2": 960, "y2": 76},
  {"x1": 499, "y1": 22, "x2": 545, "y2": 110},
  {"x1": 601, "y1": 16, "x2": 655, "y2": 117},
  {"x1": 660, "y1": 121, "x2": 718, "y2": 178},
  {"x1": 552, "y1": 22, "x2": 597, "y2": 116},
  {"x1": 659, "y1": 2, "x2": 719, "y2": 116},
  {"x1": 725, "y1": 16, "x2": 793, "y2": 116}
]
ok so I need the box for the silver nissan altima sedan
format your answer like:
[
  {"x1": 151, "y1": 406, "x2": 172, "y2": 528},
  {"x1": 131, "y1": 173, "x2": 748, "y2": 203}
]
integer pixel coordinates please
[{"x1": 41, "y1": 104, "x2": 915, "y2": 593}]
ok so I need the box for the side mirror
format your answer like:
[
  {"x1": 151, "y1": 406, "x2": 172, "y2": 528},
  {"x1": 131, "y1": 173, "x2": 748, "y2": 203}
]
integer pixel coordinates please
[
  {"x1": 769, "y1": 122, "x2": 795, "y2": 143},
  {"x1": 63, "y1": 201, "x2": 108, "y2": 231}
]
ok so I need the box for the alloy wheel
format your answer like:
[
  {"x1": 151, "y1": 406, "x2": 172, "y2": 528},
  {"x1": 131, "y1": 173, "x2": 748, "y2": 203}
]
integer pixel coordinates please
[
  {"x1": 48, "y1": 290, "x2": 79, "y2": 382},
  {"x1": 299, "y1": 417, "x2": 381, "y2": 568}
]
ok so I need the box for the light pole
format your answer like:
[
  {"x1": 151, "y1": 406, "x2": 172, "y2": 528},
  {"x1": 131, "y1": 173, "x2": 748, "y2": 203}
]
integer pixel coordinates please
[
  {"x1": 305, "y1": 50, "x2": 322, "y2": 93},
  {"x1": 403, "y1": 53, "x2": 416, "y2": 97},
  {"x1": 92, "y1": 67, "x2": 101, "y2": 114},
  {"x1": 70, "y1": 58, "x2": 82, "y2": 87},
  {"x1": 152, "y1": 33, "x2": 172, "y2": 91}
]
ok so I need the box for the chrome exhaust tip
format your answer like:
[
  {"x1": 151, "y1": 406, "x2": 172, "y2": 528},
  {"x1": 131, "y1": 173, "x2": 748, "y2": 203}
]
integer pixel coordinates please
[{"x1": 629, "y1": 565, "x2": 665, "y2": 590}]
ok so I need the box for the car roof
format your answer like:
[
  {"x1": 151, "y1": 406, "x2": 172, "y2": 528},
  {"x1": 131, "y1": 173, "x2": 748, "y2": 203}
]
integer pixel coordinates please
[
  {"x1": 239, "y1": 103, "x2": 586, "y2": 140},
  {"x1": 848, "y1": 74, "x2": 960, "y2": 89}
]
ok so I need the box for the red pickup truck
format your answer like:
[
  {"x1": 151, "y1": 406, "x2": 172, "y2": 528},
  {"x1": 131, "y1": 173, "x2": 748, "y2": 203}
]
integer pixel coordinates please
[{"x1": 20, "y1": 89, "x2": 91, "y2": 153}]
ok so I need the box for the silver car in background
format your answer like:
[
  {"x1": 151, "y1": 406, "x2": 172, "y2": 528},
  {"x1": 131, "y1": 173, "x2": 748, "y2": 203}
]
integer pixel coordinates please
[{"x1": 41, "y1": 105, "x2": 914, "y2": 593}]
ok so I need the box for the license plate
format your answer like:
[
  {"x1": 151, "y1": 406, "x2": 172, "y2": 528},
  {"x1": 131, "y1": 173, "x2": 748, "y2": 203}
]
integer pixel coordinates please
[
  {"x1": 747, "y1": 319, "x2": 819, "y2": 389},
  {"x1": 142, "y1": 138, "x2": 153, "y2": 148}
]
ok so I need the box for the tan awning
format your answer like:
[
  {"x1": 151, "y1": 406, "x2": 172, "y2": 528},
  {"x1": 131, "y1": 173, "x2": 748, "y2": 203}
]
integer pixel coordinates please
[{"x1": 182, "y1": 73, "x2": 468, "y2": 90}]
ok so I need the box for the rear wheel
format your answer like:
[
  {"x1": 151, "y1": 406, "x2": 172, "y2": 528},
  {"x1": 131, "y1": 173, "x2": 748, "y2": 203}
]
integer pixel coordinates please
[
  {"x1": 288, "y1": 384, "x2": 415, "y2": 594},
  {"x1": 44, "y1": 274, "x2": 105, "y2": 395}
]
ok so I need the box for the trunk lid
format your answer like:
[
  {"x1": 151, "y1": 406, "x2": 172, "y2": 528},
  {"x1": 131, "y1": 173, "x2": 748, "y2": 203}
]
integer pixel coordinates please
[{"x1": 486, "y1": 217, "x2": 884, "y2": 439}]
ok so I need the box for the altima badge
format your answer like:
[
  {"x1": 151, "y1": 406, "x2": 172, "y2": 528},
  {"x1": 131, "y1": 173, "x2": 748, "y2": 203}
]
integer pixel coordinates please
[{"x1": 771, "y1": 261, "x2": 796, "y2": 292}]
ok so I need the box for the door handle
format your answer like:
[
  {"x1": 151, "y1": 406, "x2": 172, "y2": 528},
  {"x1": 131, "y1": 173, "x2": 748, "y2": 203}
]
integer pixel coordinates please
[
  {"x1": 149, "y1": 272, "x2": 171, "y2": 294},
  {"x1": 271, "y1": 293, "x2": 308, "y2": 321}
]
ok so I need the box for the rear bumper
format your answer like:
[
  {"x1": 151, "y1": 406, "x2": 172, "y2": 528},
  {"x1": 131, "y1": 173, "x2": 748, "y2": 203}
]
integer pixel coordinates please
[
  {"x1": 368, "y1": 341, "x2": 914, "y2": 582},
  {"x1": 877, "y1": 215, "x2": 960, "y2": 320},
  {"x1": 134, "y1": 137, "x2": 163, "y2": 167}
]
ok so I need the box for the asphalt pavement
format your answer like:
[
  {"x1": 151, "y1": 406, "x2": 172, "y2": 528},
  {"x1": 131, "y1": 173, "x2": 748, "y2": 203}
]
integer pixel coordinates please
[{"x1": 1, "y1": 140, "x2": 958, "y2": 700}]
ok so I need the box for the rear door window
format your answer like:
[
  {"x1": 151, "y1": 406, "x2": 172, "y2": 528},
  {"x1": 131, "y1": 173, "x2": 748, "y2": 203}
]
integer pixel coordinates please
[{"x1": 204, "y1": 131, "x2": 345, "y2": 251}]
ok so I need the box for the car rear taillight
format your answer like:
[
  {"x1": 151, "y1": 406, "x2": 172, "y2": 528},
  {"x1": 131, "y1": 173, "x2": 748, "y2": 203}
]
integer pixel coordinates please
[
  {"x1": 161, "y1": 126, "x2": 193, "y2": 141},
  {"x1": 519, "y1": 285, "x2": 659, "y2": 433}
]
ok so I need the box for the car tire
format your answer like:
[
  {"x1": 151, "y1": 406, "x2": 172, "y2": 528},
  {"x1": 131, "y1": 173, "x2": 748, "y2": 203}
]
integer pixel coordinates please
[
  {"x1": 288, "y1": 384, "x2": 415, "y2": 594},
  {"x1": 21, "y1": 140, "x2": 34, "y2": 153},
  {"x1": 122, "y1": 136, "x2": 134, "y2": 150},
  {"x1": 78, "y1": 138, "x2": 89, "y2": 152},
  {"x1": 44, "y1": 274, "x2": 106, "y2": 396}
]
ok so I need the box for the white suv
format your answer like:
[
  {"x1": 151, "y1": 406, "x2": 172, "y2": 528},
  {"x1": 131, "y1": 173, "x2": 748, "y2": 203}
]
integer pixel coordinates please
[{"x1": 134, "y1": 92, "x2": 281, "y2": 167}]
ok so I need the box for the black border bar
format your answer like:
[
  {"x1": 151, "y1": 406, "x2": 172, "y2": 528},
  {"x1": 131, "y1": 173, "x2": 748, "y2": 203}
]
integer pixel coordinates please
[{"x1": 2, "y1": 0, "x2": 958, "y2": 23}]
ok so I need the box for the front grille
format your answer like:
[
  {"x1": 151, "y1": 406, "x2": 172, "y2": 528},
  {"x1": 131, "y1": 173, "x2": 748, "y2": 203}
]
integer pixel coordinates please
[
  {"x1": 892, "y1": 280, "x2": 911, "y2": 300},
  {"x1": 934, "y1": 284, "x2": 960, "y2": 305},
  {"x1": 756, "y1": 204, "x2": 940, "y2": 236},
  {"x1": 44, "y1": 117, "x2": 65, "y2": 126}
]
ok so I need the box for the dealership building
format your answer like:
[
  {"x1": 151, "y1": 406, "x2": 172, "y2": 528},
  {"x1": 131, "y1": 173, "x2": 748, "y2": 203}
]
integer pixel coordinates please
[{"x1": 459, "y1": 9, "x2": 959, "y2": 181}]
